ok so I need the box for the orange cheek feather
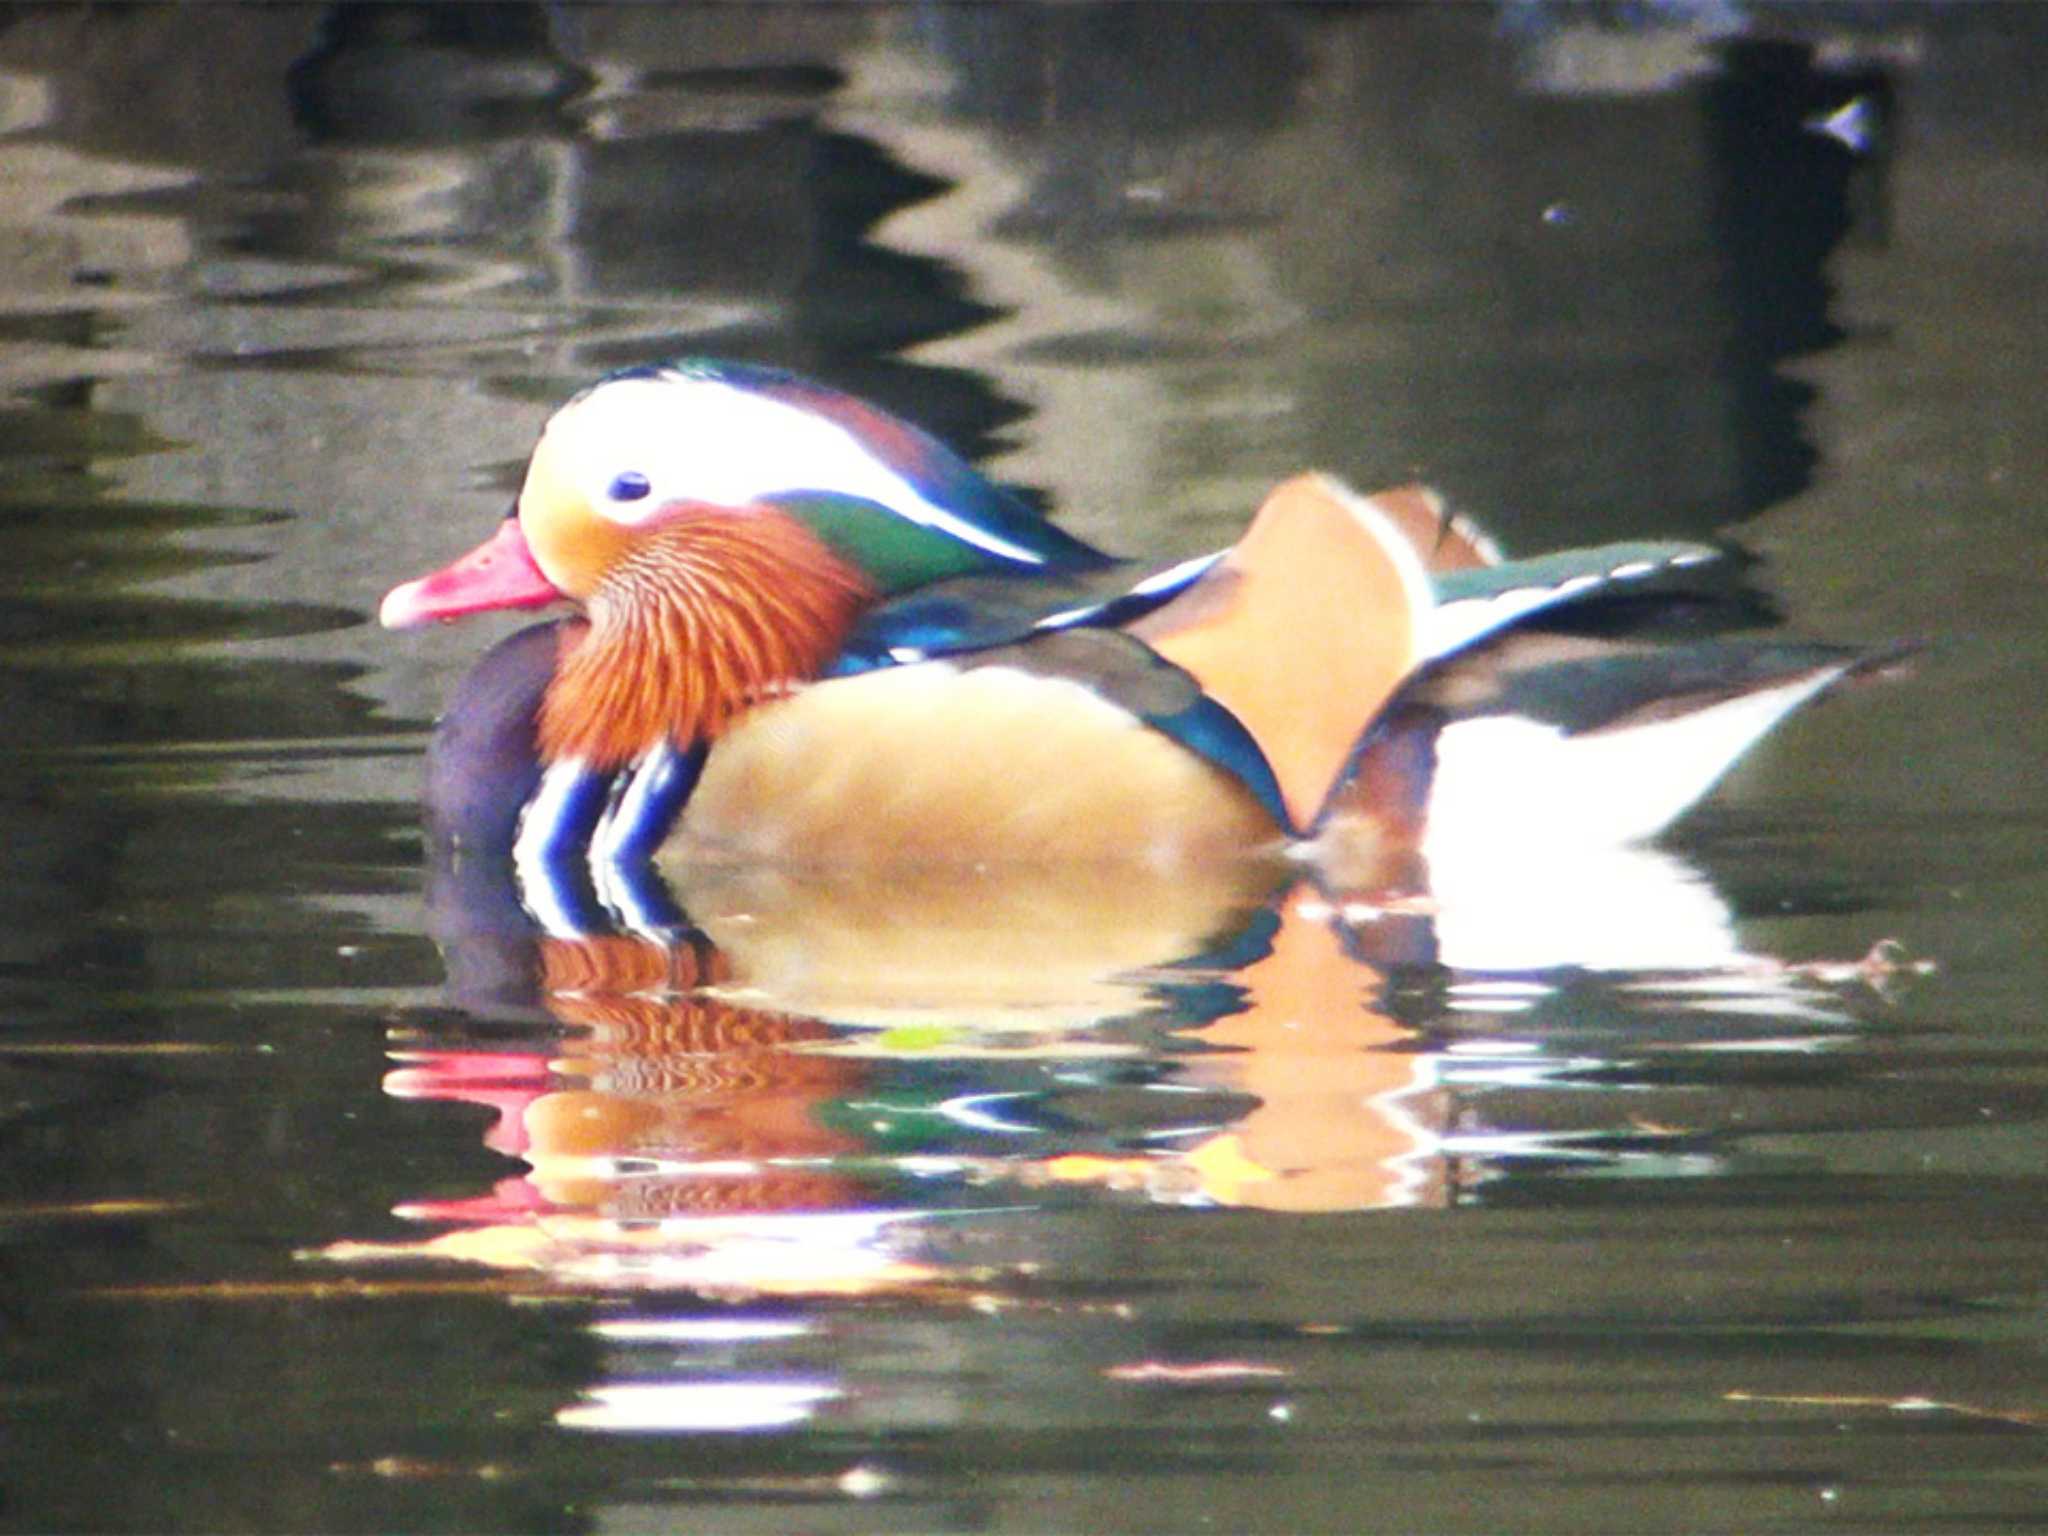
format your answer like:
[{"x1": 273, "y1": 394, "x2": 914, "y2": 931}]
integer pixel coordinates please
[{"x1": 535, "y1": 506, "x2": 874, "y2": 772}]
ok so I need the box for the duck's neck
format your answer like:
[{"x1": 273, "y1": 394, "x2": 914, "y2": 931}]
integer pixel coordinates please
[{"x1": 536, "y1": 507, "x2": 874, "y2": 771}]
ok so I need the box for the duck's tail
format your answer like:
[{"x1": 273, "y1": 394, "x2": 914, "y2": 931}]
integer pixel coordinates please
[{"x1": 1332, "y1": 632, "x2": 1919, "y2": 862}]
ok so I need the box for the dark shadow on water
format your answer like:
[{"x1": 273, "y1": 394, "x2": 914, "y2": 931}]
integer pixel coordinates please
[{"x1": 1705, "y1": 38, "x2": 1894, "y2": 519}]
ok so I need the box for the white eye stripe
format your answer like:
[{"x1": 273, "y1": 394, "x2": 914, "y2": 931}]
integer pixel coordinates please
[{"x1": 557, "y1": 376, "x2": 1043, "y2": 561}]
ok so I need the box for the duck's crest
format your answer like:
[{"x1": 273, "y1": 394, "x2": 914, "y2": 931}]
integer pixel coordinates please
[{"x1": 610, "y1": 359, "x2": 1110, "y2": 574}]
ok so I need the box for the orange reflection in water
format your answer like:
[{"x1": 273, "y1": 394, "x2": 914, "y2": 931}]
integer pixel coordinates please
[{"x1": 328, "y1": 841, "x2": 1890, "y2": 1296}]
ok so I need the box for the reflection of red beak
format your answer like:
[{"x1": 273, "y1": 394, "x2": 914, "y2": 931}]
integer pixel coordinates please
[
  {"x1": 380, "y1": 517, "x2": 565, "y2": 629},
  {"x1": 384, "y1": 1049, "x2": 553, "y2": 1157}
]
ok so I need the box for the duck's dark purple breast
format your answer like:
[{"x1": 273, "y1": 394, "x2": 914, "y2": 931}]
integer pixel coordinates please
[
  {"x1": 424, "y1": 619, "x2": 564, "y2": 855},
  {"x1": 419, "y1": 621, "x2": 572, "y2": 1003}
]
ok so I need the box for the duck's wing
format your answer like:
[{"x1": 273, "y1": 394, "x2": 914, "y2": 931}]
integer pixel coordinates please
[
  {"x1": 842, "y1": 474, "x2": 1457, "y2": 835},
  {"x1": 1328, "y1": 634, "x2": 1914, "y2": 850},
  {"x1": 841, "y1": 495, "x2": 1728, "y2": 674},
  {"x1": 1426, "y1": 541, "x2": 1730, "y2": 660},
  {"x1": 1408, "y1": 634, "x2": 1906, "y2": 729},
  {"x1": 837, "y1": 478, "x2": 1766, "y2": 841},
  {"x1": 830, "y1": 557, "x2": 1181, "y2": 671}
]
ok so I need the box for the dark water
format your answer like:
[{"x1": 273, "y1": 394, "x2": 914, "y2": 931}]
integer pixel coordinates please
[{"x1": 4, "y1": 6, "x2": 2047, "y2": 1532}]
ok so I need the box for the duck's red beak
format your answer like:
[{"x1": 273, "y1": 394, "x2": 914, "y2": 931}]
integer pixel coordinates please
[{"x1": 380, "y1": 517, "x2": 565, "y2": 629}]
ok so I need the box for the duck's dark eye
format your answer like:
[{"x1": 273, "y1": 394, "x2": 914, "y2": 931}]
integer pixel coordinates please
[{"x1": 607, "y1": 471, "x2": 651, "y2": 503}]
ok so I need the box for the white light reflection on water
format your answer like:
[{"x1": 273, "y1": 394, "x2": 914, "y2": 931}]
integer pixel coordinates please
[
  {"x1": 592, "y1": 1317, "x2": 814, "y2": 1345},
  {"x1": 558, "y1": 1379, "x2": 842, "y2": 1433}
]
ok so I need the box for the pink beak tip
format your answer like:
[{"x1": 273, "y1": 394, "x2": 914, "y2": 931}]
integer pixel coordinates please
[
  {"x1": 376, "y1": 519, "x2": 566, "y2": 631},
  {"x1": 377, "y1": 580, "x2": 432, "y2": 631}
]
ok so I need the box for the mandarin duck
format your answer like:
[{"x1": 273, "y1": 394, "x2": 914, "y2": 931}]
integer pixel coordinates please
[{"x1": 383, "y1": 360, "x2": 1895, "y2": 931}]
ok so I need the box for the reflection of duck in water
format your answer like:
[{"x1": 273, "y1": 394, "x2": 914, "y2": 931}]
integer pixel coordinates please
[
  {"x1": 382, "y1": 359, "x2": 1901, "y2": 920},
  {"x1": 343, "y1": 833, "x2": 1894, "y2": 1308},
  {"x1": 371, "y1": 925, "x2": 928, "y2": 1295}
]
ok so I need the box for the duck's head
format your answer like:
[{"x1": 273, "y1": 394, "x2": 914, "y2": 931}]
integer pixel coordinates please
[{"x1": 381, "y1": 360, "x2": 1105, "y2": 769}]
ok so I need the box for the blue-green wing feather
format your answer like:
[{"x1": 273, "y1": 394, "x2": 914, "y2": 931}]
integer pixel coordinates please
[
  {"x1": 1427, "y1": 541, "x2": 1724, "y2": 659},
  {"x1": 832, "y1": 556, "x2": 1216, "y2": 671}
]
